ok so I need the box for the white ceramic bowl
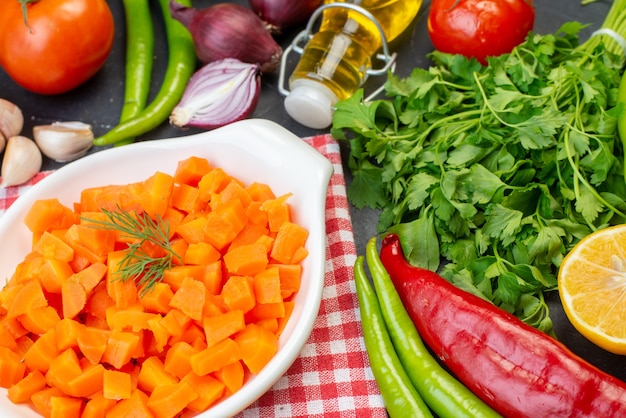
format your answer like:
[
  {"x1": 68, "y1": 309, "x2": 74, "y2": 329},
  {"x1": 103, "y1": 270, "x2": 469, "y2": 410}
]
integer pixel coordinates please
[{"x1": 0, "y1": 119, "x2": 332, "y2": 417}]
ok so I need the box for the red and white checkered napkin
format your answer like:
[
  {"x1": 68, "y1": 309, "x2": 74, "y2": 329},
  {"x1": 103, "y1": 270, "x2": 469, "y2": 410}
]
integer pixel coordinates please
[{"x1": 0, "y1": 134, "x2": 386, "y2": 417}]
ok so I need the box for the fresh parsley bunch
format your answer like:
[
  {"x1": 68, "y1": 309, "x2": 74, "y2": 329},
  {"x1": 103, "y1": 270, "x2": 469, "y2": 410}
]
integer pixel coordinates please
[{"x1": 332, "y1": 3, "x2": 626, "y2": 333}]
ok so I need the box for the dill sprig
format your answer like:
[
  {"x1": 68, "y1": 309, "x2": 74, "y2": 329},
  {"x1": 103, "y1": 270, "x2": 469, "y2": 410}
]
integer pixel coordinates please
[{"x1": 85, "y1": 206, "x2": 181, "y2": 296}]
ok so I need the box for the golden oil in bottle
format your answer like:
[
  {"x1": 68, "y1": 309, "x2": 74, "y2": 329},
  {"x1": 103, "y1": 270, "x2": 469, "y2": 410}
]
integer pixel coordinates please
[{"x1": 285, "y1": 0, "x2": 422, "y2": 129}]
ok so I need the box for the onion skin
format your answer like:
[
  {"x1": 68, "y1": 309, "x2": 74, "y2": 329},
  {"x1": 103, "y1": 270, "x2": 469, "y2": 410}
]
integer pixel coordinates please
[
  {"x1": 170, "y1": 58, "x2": 262, "y2": 130},
  {"x1": 248, "y1": 0, "x2": 323, "y2": 34},
  {"x1": 169, "y1": 1, "x2": 283, "y2": 73}
]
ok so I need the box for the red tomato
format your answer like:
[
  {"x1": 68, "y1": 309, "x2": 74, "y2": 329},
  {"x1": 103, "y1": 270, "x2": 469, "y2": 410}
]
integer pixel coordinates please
[
  {"x1": 427, "y1": 0, "x2": 535, "y2": 65},
  {"x1": 0, "y1": 0, "x2": 115, "y2": 95}
]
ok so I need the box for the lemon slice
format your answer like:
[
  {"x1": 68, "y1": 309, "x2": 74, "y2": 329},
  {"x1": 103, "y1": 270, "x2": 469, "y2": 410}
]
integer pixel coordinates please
[{"x1": 558, "y1": 224, "x2": 626, "y2": 355}]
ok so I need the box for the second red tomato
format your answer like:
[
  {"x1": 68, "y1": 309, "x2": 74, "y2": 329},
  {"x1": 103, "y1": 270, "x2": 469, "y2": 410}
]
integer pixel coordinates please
[{"x1": 427, "y1": 0, "x2": 535, "y2": 65}]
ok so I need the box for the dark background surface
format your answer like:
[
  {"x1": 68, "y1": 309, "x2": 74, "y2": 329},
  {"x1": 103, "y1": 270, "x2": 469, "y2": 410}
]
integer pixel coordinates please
[{"x1": 2, "y1": 0, "x2": 625, "y2": 382}]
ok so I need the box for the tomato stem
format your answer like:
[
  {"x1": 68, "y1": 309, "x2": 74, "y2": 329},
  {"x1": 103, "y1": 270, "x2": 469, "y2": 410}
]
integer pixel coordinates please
[{"x1": 17, "y1": 0, "x2": 39, "y2": 31}]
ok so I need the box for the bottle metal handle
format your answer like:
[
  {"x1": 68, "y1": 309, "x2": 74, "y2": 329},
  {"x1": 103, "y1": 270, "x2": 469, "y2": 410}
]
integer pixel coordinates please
[{"x1": 277, "y1": 2, "x2": 397, "y2": 101}]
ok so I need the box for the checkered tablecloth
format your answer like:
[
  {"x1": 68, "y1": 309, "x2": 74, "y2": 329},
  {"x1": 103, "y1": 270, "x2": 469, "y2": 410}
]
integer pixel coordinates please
[{"x1": 0, "y1": 134, "x2": 387, "y2": 417}]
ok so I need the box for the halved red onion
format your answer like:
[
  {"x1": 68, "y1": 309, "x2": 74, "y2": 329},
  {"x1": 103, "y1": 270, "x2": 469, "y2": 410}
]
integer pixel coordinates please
[{"x1": 170, "y1": 58, "x2": 261, "y2": 130}]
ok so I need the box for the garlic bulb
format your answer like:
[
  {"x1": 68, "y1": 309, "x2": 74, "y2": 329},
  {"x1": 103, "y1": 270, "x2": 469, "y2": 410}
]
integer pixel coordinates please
[
  {"x1": 33, "y1": 121, "x2": 94, "y2": 162},
  {"x1": 0, "y1": 99, "x2": 24, "y2": 153},
  {"x1": 1, "y1": 135, "x2": 42, "y2": 188}
]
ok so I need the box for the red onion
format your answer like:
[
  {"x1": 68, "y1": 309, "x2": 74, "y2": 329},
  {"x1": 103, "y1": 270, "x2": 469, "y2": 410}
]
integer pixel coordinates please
[
  {"x1": 248, "y1": 0, "x2": 323, "y2": 34},
  {"x1": 169, "y1": 1, "x2": 283, "y2": 73},
  {"x1": 170, "y1": 58, "x2": 261, "y2": 130}
]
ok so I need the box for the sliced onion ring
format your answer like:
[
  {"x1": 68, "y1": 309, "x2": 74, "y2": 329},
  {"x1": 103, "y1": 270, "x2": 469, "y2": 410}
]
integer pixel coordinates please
[{"x1": 170, "y1": 58, "x2": 261, "y2": 130}]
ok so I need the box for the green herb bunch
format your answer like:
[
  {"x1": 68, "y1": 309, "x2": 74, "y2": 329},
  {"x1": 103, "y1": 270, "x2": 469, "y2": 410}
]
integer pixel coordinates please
[{"x1": 332, "y1": 1, "x2": 626, "y2": 333}]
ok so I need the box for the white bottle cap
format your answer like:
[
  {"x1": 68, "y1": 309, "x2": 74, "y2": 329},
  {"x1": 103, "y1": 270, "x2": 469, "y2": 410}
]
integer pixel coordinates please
[{"x1": 284, "y1": 79, "x2": 339, "y2": 129}]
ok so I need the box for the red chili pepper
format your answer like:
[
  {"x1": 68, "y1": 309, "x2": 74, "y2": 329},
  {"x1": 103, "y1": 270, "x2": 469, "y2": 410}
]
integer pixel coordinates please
[{"x1": 379, "y1": 233, "x2": 626, "y2": 417}]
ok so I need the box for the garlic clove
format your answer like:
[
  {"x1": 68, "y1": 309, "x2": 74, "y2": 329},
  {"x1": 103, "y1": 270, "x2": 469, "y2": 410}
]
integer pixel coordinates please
[
  {"x1": 33, "y1": 121, "x2": 94, "y2": 162},
  {"x1": 0, "y1": 98, "x2": 24, "y2": 140},
  {"x1": 0, "y1": 132, "x2": 5, "y2": 155},
  {"x1": 1, "y1": 135, "x2": 43, "y2": 188}
]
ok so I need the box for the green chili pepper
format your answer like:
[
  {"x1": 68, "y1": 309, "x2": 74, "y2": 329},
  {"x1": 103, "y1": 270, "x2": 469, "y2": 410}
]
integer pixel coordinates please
[
  {"x1": 353, "y1": 255, "x2": 433, "y2": 418},
  {"x1": 365, "y1": 236, "x2": 501, "y2": 418},
  {"x1": 93, "y1": 0, "x2": 196, "y2": 146},
  {"x1": 115, "y1": 0, "x2": 155, "y2": 147}
]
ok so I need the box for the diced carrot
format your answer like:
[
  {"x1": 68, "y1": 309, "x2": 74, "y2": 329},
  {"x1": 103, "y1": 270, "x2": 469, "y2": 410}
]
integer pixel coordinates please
[
  {"x1": 72, "y1": 261, "x2": 107, "y2": 294},
  {"x1": 62, "y1": 276, "x2": 87, "y2": 320},
  {"x1": 55, "y1": 318, "x2": 82, "y2": 351},
  {"x1": 173, "y1": 156, "x2": 212, "y2": 187},
  {"x1": 277, "y1": 300, "x2": 295, "y2": 336},
  {"x1": 197, "y1": 167, "x2": 231, "y2": 201},
  {"x1": 65, "y1": 224, "x2": 116, "y2": 264},
  {"x1": 234, "y1": 323, "x2": 278, "y2": 374},
  {"x1": 31, "y1": 386, "x2": 65, "y2": 417},
  {"x1": 212, "y1": 359, "x2": 244, "y2": 396},
  {"x1": 76, "y1": 326, "x2": 110, "y2": 365},
  {"x1": 230, "y1": 223, "x2": 269, "y2": 249},
  {"x1": 103, "y1": 369, "x2": 132, "y2": 400},
  {"x1": 140, "y1": 282, "x2": 174, "y2": 314},
  {"x1": 50, "y1": 395, "x2": 84, "y2": 418},
  {"x1": 203, "y1": 309, "x2": 245, "y2": 349},
  {"x1": 169, "y1": 276, "x2": 206, "y2": 322},
  {"x1": 23, "y1": 198, "x2": 77, "y2": 233},
  {"x1": 246, "y1": 181, "x2": 276, "y2": 202},
  {"x1": 253, "y1": 266, "x2": 282, "y2": 304},
  {"x1": 34, "y1": 230, "x2": 75, "y2": 262},
  {"x1": 270, "y1": 221, "x2": 309, "y2": 264},
  {"x1": 162, "y1": 264, "x2": 206, "y2": 292},
  {"x1": 19, "y1": 305, "x2": 61, "y2": 335},
  {"x1": 7, "y1": 370, "x2": 47, "y2": 403},
  {"x1": 7, "y1": 279, "x2": 48, "y2": 319},
  {"x1": 46, "y1": 347, "x2": 83, "y2": 394},
  {"x1": 180, "y1": 372, "x2": 225, "y2": 412},
  {"x1": 163, "y1": 341, "x2": 199, "y2": 379},
  {"x1": 221, "y1": 275, "x2": 256, "y2": 313},
  {"x1": 255, "y1": 318, "x2": 279, "y2": 334},
  {"x1": 223, "y1": 242, "x2": 268, "y2": 276},
  {"x1": 260, "y1": 193, "x2": 292, "y2": 232},
  {"x1": 190, "y1": 337, "x2": 241, "y2": 376},
  {"x1": 171, "y1": 183, "x2": 204, "y2": 214},
  {"x1": 203, "y1": 261, "x2": 223, "y2": 295},
  {"x1": 137, "y1": 356, "x2": 177, "y2": 394},
  {"x1": 174, "y1": 215, "x2": 208, "y2": 245},
  {"x1": 178, "y1": 322, "x2": 207, "y2": 349},
  {"x1": 36, "y1": 258, "x2": 74, "y2": 294},
  {"x1": 81, "y1": 391, "x2": 117, "y2": 418},
  {"x1": 106, "y1": 250, "x2": 138, "y2": 309},
  {"x1": 137, "y1": 171, "x2": 175, "y2": 219},
  {"x1": 1, "y1": 159, "x2": 309, "y2": 415},
  {"x1": 203, "y1": 293, "x2": 228, "y2": 318},
  {"x1": 169, "y1": 237, "x2": 188, "y2": 266},
  {"x1": 290, "y1": 246, "x2": 309, "y2": 264},
  {"x1": 106, "y1": 389, "x2": 154, "y2": 418},
  {"x1": 147, "y1": 317, "x2": 170, "y2": 353},
  {"x1": 276, "y1": 264, "x2": 302, "y2": 299},
  {"x1": 202, "y1": 199, "x2": 248, "y2": 250},
  {"x1": 102, "y1": 331, "x2": 141, "y2": 369},
  {"x1": 147, "y1": 381, "x2": 198, "y2": 418},
  {"x1": 244, "y1": 302, "x2": 285, "y2": 323},
  {"x1": 183, "y1": 241, "x2": 221, "y2": 265},
  {"x1": 23, "y1": 328, "x2": 60, "y2": 373},
  {"x1": 84, "y1": 281, "x2": 115, "y2": 319},
  {"x1": 0, "y1": 319, "x2": 18, "y2": 350},
  {"x1": 0, "y1": 346, "x2": 26, "y2": 388},
  {"x1": 65, "y1": 363, "x2": 105, "y2": 398},
  {"x1": 107, "y1": 308, "x2": 157, "y2": 332},
  {"x1": 219, "y1": 179, "x2": 252, "y2": 208}
]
